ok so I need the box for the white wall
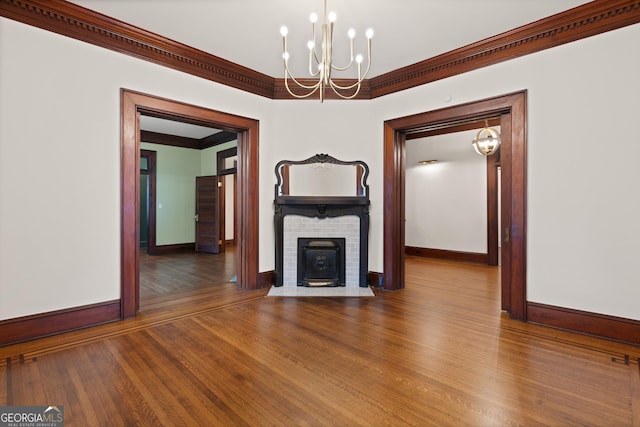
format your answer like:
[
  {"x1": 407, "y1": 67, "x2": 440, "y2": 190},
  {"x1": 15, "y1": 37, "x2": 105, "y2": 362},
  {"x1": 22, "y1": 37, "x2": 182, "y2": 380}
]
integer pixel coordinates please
[
  {"x1": 140, "y1": 143, "x2": 200, "y2": 245},
  {"x1": 1, "y1": 17, "x2": 639, "y2": 322},
  {"x1": 405, "y1": 131, "x2": 488, "y2": 253}
]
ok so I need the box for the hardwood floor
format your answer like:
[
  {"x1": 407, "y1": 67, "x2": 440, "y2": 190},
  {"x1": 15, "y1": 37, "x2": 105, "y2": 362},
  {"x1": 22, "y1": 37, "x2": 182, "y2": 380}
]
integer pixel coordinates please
[
  {"x1": 1, "y1": 255, "x2": 639, "y2": 426},
  {"x1": 139, "y1": 249, "x2": 238, "y2": 305}
]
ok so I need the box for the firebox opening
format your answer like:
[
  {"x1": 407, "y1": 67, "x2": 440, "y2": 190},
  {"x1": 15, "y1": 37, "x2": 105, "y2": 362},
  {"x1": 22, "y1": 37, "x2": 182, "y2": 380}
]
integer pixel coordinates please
[{"x1": 297, "y1": 238, "x2": 346, "y2": 287}]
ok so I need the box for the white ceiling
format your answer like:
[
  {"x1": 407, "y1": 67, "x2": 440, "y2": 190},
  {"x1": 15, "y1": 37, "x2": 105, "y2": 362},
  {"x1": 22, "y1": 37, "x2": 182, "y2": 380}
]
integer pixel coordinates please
[{"x1": 68, "y1": 0, "x2": 589, "y2": 79}]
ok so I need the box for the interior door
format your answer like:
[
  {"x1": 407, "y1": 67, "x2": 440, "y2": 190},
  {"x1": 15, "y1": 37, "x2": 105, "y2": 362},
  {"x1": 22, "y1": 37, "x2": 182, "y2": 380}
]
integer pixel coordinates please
[{"x1": 195, "y1": 176, "x2": 220, "y2": 254}]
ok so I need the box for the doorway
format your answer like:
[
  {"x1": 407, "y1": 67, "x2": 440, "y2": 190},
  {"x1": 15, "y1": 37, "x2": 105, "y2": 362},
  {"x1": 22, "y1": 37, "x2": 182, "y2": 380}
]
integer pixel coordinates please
[
  {"x1": 383, "y1": 90, "x2": 527, "y2": 320},
  {"x1": 120, "y1": 89, "x2": 260, "y2": 318},
  {"x1": 217, "y1": 146, "x2": 238, "y2": 253},
  {"x1": 405, "y1": 122, "x2": 501, "y2": 266}
]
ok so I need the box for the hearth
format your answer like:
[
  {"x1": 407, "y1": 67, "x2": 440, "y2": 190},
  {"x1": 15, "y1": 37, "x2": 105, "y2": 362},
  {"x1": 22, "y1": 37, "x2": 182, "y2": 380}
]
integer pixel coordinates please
[{"x1": 297, "y1": 238, "x2": 346, "y2": 287}]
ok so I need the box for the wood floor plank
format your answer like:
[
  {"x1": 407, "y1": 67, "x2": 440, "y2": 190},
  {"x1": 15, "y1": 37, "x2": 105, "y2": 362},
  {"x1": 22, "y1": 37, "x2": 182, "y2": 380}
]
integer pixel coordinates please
[{"x1": 1, "y1": 252, "x2": 639, "y2": 425}]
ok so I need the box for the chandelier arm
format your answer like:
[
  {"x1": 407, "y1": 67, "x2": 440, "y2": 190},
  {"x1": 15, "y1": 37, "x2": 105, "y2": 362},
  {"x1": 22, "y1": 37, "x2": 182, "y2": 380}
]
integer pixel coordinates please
[
  {"x1": 311, "y1": 50, "x2": 322, "y2": 71},
  {"x1": 329, "y1": 37, "x2": 354, "y2": 71},
  {"x1": 284, "y1": 75, "x2": 322, "y2": 98},
  {"x1": 328, "y1": 55, "x2": 370, "y2": 91},
  {"x1": 330, "y1": 59, "x2": 355, "y2": 72},
  {"x1": 283, "y1": 51, "x2": 323, "y2": 89},
  {"x1": 283, "y1": 66, "x2": 324, "y2": 90},
  {"x1": 328, "y1": 79, "x2": 362, "y2": 100},
  {"x1": 359, "y1": 57, "x2": 372, "y2": 80},
  {"x1": 308, "y1": 49, "x2": 322, "y2": 77},
  {"x1": 329, "y1": 79, "x2": 363, "y2": 91}
]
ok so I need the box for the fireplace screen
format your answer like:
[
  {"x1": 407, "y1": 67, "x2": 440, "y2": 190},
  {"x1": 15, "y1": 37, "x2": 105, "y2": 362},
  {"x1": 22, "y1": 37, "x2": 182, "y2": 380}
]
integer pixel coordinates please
[{"x1": 297, "y1": 238, "x2": 346, "y2": 287}]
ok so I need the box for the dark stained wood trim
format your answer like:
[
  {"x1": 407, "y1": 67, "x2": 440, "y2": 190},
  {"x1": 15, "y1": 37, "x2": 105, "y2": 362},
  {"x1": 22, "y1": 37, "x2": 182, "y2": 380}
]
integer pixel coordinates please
[
  {"x1": 499, "y1": 113, "x2": 513, "y2": 313},
  {"x1": 382, "y1": 123, "x2": 406, "y2": 291},
  {"x1": 0, "y1": 300, "x2": 120, "y2": 346},
  {"x1": 367, "y1": 271, "x2": 383, "y2": 288},
  {"x1": 406, "y1": 118, "x2": 502, "y2": 140},
  {"x1": 121, "y1": 89, "x2": 261, "y2": 319},
  {"x1": 507, "y1": 96, "x2": 527, "y2": 321},
  {"x1": 369, "y1": 0, "x2": 640, "y2": 98},
  {"x1": 219, "y1": 175, "x2": 226, "y2": 254},
  {"x1": 405, "y1": 247, "x2": 488, "y2": 265},
  {"x1": 487, "y1": 154, "x2": 499, "y2": 266},
  {"x1": 384, "y1": 91, "x2": 527, "y2": 321},
  {"x1": 0, "y1": 0, "x2": 274, "y2": 98},
  {"x1": 281, "y1": 165, "x2": 290, "y2": 196},
  {"x1": 140, "y1": 130, "x2": 202, "y2": 149},
  {"x1": 257, "y1": 270, "x2": 274, "y2": 288},
  {"x1": 121, "y1": 89, "x2": 140, "y2": 319},
  {"x1": 140, "y1": 130, "x2": 237, "y2": 150},
  {"x1": 200, "y1": 131, "x2": 237, "y2": 149},
  {"x1": 217, "y1": 146, "x2": 238, "y2": 176},
  {"x1": 149, "y1": 243, "x2": 196, "y2": 255},
  {"x1": 2, "y1": 1, "x2": 638, "y2": 100},
  {"x1": 236, "y1": 122, "x2": 262, "y2": 289},
  {"x1": 140, "y1": 149, "x2": 157, "y2": 259},
  {"x1": 528, "y1": 302, "x2": 640, "y2": 346}
]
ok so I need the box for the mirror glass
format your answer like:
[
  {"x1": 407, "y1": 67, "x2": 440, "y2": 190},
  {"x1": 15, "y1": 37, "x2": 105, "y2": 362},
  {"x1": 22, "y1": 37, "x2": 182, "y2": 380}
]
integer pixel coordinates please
[{"x1": 280, "y1": 162, "x2": 365, "y2": 197}]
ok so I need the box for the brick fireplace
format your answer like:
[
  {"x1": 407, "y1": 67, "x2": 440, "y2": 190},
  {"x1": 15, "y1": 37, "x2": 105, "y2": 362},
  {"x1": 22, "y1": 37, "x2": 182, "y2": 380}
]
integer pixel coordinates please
[
  {"x1": 284, "y1": 216, "x2": 359, "y2": 286},
  {"x1": 273, "y1": 154, "x2": 370, "y2": 288}
]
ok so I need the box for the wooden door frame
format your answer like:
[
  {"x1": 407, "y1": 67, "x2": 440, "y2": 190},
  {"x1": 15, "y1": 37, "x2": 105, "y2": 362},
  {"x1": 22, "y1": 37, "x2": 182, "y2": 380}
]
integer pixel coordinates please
[
  {"x1": 218, "y1": 174, "x2": 226, "y2": 253},
  {"x1": 383, "y1": 90, "x2": 527, "y2": 320},
  {"x1": 487, "y1": 153, "x2": 500, "y2": 267},
  {"x1": 217, "y1": 146, "x2": 239, "y2": 252},
  {"x1": 121, "y1": 89, "x2": 260, "y2": 318},
  {"x1": 218, "y1": 173, "x2": 238, "y2": 252},
  {"x1": 139, "y1": 149, "x2": 157, "y2": 254}
]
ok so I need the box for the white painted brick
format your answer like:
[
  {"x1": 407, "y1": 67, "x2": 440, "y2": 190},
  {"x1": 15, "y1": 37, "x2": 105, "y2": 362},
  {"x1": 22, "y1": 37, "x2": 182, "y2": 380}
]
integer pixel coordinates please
[{"x1": 283, "y1": 215, "x2": 361, "y2": 287}]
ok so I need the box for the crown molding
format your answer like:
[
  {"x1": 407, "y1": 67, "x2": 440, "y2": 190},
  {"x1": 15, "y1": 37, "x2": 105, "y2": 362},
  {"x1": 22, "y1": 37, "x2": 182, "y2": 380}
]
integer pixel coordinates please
[
  {"x1": 2, "y1": 0, "x2": 639, "y2": 100},
  {"x1": 369, "y1": 0, "x2": 640, "y2": 98}
]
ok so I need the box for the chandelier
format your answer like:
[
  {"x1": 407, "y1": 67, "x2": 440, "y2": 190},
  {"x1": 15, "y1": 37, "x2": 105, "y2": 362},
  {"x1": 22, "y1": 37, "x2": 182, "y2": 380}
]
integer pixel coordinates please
[
  {"x1": 472, "y1": 121, "x2": 501, "y2": 156},
  {"x1": 279, "y1": 0, "x2": 373, "y2": 102}
]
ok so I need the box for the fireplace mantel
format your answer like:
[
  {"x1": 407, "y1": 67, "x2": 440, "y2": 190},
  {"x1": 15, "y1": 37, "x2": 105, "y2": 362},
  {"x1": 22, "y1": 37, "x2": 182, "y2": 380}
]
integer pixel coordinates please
[
  {"x1": 275, "y1": 196, "x2": 369, "y2": 218},
  {"x1": 273, "y1": 154, "x2": 370, "y2": 287}
]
